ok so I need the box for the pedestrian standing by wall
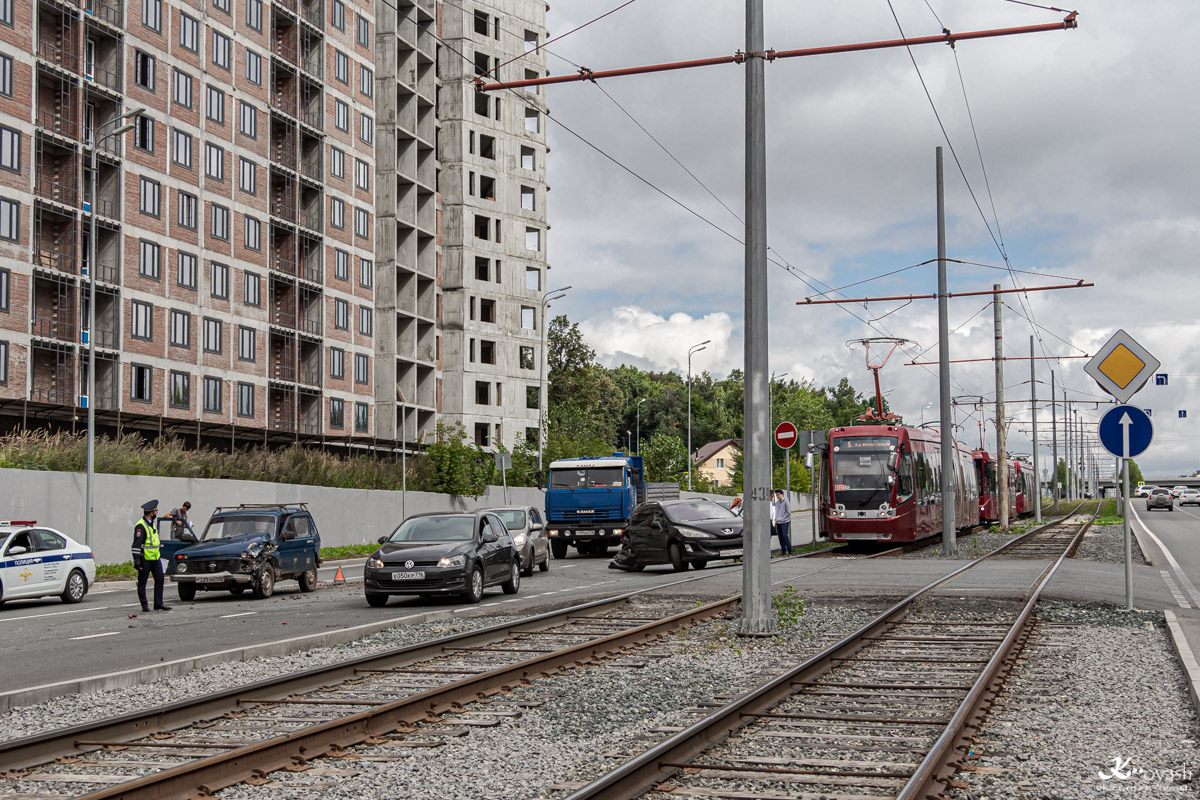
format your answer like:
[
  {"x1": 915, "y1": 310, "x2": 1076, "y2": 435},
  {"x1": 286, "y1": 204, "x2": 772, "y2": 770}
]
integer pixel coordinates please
[
  {"x1": 773, "y1": 489, "x2": 793, "y2": 556},
  {"x1": 132, "y1": 499, "x2": 171, "y2": 612}
]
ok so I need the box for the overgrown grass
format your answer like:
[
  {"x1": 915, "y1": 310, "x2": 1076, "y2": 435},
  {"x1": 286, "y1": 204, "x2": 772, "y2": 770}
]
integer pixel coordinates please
[
  {"x1": 0, "y1": 430, "x2": 416, "y2": 490},
  {"x1": 1095, "y1": 499, "x2": 1123, "y2": 526}
]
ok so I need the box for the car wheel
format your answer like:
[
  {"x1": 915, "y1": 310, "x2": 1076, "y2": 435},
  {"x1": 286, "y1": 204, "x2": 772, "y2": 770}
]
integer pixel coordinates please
[
  {"x1": 668, "y1": 542, "x2": 687, "y2": 572},
  {"x1": 60, "y1": 570, "x2": 87, "y2": 604},
  {"x1": 502, "y1": 560, "x2": 521, "y2": 594},
  {"x1": 178, "y1": 582, "x2": 197, "y2": 602},
  {"x1": 365, "y1": 592, "x2": 389, "y2": 607},
  {"x1": 253, "y1": 564, "x2": 276, "y2": 599},
  {"x1": 520, "y1": 549, "x2": 534, "y2": 578},
  {"x1": 298, "y1": 566, "x2": 318, "y2": 593},
  {"x1": 462, "y1": 566, "x2": 485, "y2": 604},
  {"x1": 551, "y1": 540, "x2": 569, "y2": 560},
  {"x1": 538, "y1": 553, "x2": 550, "y2": 572},
  {"x1": 692, "y1": 560, "x2": 709, "y2": 570},
  {"x1": 229, "y1": 586, "x2": 245, "y2": 596},
  {"x1": 633, "y1": 564, "x2": 646, "y2": 572}
]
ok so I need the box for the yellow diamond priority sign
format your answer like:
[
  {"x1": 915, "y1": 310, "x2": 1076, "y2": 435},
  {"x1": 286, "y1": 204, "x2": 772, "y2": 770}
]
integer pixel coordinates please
[{"x1": 1084, "y1": 329, "x2": 1160, "y2": 404}]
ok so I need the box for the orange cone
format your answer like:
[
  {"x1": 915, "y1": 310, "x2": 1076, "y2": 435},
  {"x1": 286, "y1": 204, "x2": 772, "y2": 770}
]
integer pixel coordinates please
[{"x1": 333, "y1": 565, "x2": 346, "y2": 584}]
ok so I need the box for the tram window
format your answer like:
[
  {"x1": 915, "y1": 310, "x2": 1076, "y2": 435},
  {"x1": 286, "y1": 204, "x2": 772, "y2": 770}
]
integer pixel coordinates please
[{"x1": 896, "y1": 454, "x2": 914, "y2": 502}]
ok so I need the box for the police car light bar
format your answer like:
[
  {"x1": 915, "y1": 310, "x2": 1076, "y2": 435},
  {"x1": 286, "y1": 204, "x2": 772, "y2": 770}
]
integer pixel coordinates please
[{"x1": 0, "y1": 520, "x2": 37, "y2": 526}]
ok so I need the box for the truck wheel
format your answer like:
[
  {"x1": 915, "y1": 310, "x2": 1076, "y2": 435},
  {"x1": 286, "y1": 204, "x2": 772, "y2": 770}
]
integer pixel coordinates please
[
  {"x1": 298, "y1": 566, "x2": 318, "y2": 592},
  {"x1": 669, "y1": 542, "x2": 687, "y2": 572},
  {"x1": 178, "y1": 583, "x2": 197, "y2": 602},
  {"x1": 551, "y1": 540, "x2": 569, "y2": 560},
  {"x1": 253, "y1": 564, "x2": 276, "y2": 599}
]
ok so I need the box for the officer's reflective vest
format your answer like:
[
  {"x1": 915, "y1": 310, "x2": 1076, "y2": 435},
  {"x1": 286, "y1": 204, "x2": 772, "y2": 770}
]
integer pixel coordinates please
[{"x1": 137, "y1": 518, "x2": 160, "y2": 560}]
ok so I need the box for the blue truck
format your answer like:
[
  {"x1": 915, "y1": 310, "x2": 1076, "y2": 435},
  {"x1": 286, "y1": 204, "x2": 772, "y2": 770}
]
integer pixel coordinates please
[{"x1": 544, "y1": 453, "x2": 678, "y2": 558}]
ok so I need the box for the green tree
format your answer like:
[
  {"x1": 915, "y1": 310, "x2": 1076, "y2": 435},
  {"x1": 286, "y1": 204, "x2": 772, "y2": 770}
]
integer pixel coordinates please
[
  {"x1": 822, "y1": 377, "x2": 872, "y2": 426},
  {"x1": 1127, "y1": 459, "x2": 1144, "y2": 486},
  {"x1": 422, "y1": 422, "x2": 493, "y2": 498},
  {"x1": 641, "y1": 428, "x2": 687, "y2": 484}
]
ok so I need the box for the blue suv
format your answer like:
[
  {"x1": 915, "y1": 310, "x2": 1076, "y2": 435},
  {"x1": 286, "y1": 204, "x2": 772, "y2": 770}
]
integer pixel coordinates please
[{"x1": 161, "y1": 504, "x2": 321, "y2": 601}]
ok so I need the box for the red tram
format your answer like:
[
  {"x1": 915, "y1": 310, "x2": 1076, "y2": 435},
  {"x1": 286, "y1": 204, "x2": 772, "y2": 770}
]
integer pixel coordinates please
[
  {"x1": 973, "y1": 451, "x2": 1035, "y2": 522},
  {"x1": 820, "y1": 425, "x2": 981, "y2": 544}
]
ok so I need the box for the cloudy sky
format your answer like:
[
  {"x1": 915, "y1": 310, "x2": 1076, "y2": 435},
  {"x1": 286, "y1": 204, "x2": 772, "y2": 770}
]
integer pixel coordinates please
[{"x1": 535, "y1": 1, "x2": 1199, "y2": 479}]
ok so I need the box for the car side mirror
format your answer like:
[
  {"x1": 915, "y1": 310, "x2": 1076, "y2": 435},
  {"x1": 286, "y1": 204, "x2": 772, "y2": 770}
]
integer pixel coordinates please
[
  {"x1": 281, "y1": 528, "x2": 296, "y2": 541},
  {"x1": 482, "y1": 531, "x2": 499, "y2": 543},
  {"x1": 651, "y1": 521, "x2": 664, "y2": 532},
  {"x1": 378, "y1": 536, "x2": 388, "y2": 544},
  {"x1": 7, "y1": 546, "x2": 26, "y2": 556},
  {"x1": 530, "y1": 522, "x2": 544, "y2": 531}
]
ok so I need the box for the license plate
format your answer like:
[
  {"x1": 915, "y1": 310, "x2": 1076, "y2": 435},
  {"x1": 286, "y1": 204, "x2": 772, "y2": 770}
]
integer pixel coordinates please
[
  {"x1": 721, "y1": 548, "x2": 743, "y2": 558},
  {"x1": 196, "y1": 575, "x2": 225, "y2": 583},
  {"x1": 391, "y1": 571, "x2": 425, "y2": 580}
]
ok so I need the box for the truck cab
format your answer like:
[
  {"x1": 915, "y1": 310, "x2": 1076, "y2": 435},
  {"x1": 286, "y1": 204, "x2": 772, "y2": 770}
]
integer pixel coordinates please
[
  {"x1": 160, "y1": 503, "x2": 321, "y2": 601},
  {"x1": 544, "y1": 454, "x2": 647, "y2": 558}
]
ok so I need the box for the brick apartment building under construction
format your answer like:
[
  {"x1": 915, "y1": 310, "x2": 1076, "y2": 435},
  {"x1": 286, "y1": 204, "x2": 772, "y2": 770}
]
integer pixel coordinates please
[{"x1": 0, "y1": 0, "x2": 550, "y2": 455}]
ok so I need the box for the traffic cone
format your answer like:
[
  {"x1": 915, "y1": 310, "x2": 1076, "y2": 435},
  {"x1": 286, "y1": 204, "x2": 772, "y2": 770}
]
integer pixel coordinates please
[{"x1": 333, "y1": 565, "x2": 346, "y2": 584}]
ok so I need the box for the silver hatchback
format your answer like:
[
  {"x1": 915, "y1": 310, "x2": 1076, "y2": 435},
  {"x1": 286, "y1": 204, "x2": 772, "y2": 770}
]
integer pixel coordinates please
[
  {"x1": 1147, "y1": 487, "x2": 1174, "y2": 512},
  {"x1": 486, "y1": 506, "x2": 551, "y2": 576}
]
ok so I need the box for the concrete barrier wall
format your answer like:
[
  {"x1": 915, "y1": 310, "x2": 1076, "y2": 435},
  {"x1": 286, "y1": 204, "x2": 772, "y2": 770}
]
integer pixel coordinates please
[{"x1": 0, "y1": 467, "x2": 809, "y2": 563}]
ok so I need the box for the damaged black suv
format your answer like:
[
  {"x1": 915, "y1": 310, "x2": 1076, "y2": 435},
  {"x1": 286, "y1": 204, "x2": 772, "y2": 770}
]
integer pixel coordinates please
[{"x1": 161, "y1": 503, "x2": 321, "y2": 601}]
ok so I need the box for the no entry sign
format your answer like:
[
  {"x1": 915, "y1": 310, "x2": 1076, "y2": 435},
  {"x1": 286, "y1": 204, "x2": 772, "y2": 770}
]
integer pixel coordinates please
[{"x1": 774, "y1": 421, "x2": 798, "y2": 449}]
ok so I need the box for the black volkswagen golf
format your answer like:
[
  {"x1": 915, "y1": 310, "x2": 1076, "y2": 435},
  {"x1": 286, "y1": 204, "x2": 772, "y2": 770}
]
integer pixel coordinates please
[
  {"x1": 364, "y1": 512, "x2": 521, "y2": 606},
  {"x1": 613, "y1": 499, "x2": 743, "y2": 572}
]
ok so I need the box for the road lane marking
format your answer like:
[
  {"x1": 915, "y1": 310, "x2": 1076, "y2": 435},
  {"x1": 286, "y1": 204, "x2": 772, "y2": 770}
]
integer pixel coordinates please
[
  {"x1": 220, "y1": 612, "x2": 258, "y2": 619},
  {"x1": 70, "y1": 632, "x2": 120, "y2": 640},
  {"x1": 1131, "y1": 505, "x2": 1200, "y2": 607},
  {"x1": 1162, "y1": 570, "x2": 1192, "y2": 608},
  {"x1": 0, "y1": 607, "x2": 108, "y2": 623}
]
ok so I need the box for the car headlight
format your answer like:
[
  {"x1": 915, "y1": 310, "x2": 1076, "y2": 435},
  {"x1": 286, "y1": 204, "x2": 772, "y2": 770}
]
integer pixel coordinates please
[
  {"x1": 242, "y1": 542, "x2": 264, "y2": 558},
  {"x1": 678, "y1": 527, "x2": 710, "y2": 539},
  {"x1": 438, "y1": 555, "x2": 466, "y2": 568},
  {"x1": 366, "y1": 556, "x2": 384, "y2": 569},
  {"x1": 177, "y1": 562, "x2": 188, "y2": 574},
  {"x1": 513, "y1": 533, "x2": 527, "y2": 547}
]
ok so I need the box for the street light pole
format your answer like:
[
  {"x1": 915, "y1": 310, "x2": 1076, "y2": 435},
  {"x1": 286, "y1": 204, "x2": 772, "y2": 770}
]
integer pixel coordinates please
[
  {"x1": 537, "y1": 286, "x2": 571, "y2": 487},
  {"x1": 635, "y1": 398, "x2": 646, "y2": 455},
  {"x1": 85, "y1": 107, "x2": 144, "y2": 551},
  {"x1": 687, "y1": 340, "x2": 710, "y2": 491}
]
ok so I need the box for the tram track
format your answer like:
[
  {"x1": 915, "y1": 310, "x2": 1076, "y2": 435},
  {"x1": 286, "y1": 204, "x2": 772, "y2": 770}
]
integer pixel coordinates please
[
  {"x1": 557, "y1": 503, "x2": 1099, "y2": 800},
  {"x1": 0, "y1": 504, "x2": 1094, "y2": 800}
]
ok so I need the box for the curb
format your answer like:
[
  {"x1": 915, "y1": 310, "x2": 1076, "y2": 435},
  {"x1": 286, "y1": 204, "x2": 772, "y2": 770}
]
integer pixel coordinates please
[
  {"x1": 1164, "y1": 609, "x2": 1200, "y2": 716},
  {"x1": 0, "y1": 605, "x2": 484, "y2": 714}
]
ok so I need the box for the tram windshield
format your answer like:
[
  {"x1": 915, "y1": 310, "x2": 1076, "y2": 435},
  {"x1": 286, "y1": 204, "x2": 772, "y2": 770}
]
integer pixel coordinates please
[{"x1": 830, "y1": 436, "x2": 899, "y2": 510}]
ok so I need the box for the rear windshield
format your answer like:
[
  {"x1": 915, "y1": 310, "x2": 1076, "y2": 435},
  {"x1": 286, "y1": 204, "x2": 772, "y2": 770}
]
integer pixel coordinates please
[
  {"x1": 388, "y1": 516, "x2": 474, "y2": 542},
  {"x1": 203, "y1": 515, "x2": 276, "y2": 540},
  {"x1": 494, "y1": 510, "x2": 528, "y2": 530},
  {"x1": 665, "y1": 501, "x2": 736, "y2": 523}
]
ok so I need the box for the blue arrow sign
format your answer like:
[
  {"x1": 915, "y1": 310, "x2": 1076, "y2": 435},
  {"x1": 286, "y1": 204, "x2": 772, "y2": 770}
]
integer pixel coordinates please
[{"x1": 1098, "y1": 405, "x2": 1153, "y2": 459}]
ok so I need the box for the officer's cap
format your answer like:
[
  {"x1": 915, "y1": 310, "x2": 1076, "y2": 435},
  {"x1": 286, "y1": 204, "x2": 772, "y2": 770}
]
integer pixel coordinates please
[{"x1": 141, "y1": 499, "x2": 159, "y2": 511}]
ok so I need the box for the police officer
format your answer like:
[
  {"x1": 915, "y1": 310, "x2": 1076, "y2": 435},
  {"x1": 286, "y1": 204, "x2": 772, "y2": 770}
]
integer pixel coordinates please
[{"x1": 132, "y1": 499, "x2": 172, "y2": 612}]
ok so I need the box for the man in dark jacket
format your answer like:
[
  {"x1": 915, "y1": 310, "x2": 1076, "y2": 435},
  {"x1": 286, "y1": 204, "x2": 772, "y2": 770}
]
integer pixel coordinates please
[{"x1": 132, "y1": 499, "x2": 171, "y2": 612}]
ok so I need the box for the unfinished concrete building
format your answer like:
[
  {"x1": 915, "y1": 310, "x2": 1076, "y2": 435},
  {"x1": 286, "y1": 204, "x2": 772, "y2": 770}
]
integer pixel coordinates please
[{"x1": 436, "y1": 0, "x2": 549, "y2": 453}]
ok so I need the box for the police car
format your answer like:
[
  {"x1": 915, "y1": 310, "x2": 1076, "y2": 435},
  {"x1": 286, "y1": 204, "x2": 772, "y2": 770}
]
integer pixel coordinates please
[{"x1": 0, "y1": 521, "x2": 96, "y2": 605}]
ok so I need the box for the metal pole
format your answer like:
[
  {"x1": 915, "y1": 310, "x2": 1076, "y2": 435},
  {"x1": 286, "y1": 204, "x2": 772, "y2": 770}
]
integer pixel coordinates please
[
  {"x1": 994, "y1": 284, "x2": 1008, "y2": 529},
  {"x1": 400, "y1": 402, "x2": 406, "y2": 521},
  {"x1": 636, "y1": 398, "x2": 646, "y2": 455},
  {"x1": 85, "y1": 131, "x2": 98, "y2": 551},
  {"x1": 687, "y1": 340, "x2": 709, "y2": 492},
  {"x1": 1051, "y1": 370, "x2": 1059, "y2": 512},
  {"x1": 1123, "y1": 456, "x2": 1133, "y2": 610},
  {"x1": 1030, "y1": 335, "x2": 1041, "y2": 523},
  {"x1": 536, "y1": 287, "x2": 569, "y2": 486},
  {"x1": 1064, "y1": 395, "x2": 1072, "y2": 501},
  {"x1": 739, "y1": 0, "x2": 775, "y2": 636},
  {"x1": 809, "y1": 445, "x2": 817, "y2": 545},
  {"x1": 937, "y1": 148, "x2": 955, "y2": 554}
]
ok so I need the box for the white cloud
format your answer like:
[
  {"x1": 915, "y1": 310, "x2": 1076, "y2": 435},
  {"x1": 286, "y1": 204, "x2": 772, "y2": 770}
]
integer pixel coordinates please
[{"x1": 579, "y1": 307, "x2": 736, "y2": 376}]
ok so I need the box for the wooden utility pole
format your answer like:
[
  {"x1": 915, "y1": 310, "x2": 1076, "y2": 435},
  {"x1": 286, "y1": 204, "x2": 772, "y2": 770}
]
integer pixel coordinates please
[{"x1": 994, "y1": 284, "x2": 1008, "y2": 529}]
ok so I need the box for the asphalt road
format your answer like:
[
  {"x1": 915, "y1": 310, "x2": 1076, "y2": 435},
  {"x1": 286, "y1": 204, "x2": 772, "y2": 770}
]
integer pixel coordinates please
[{"x1": 0, "y1": 553, "x2": 750, "y2": 694}]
